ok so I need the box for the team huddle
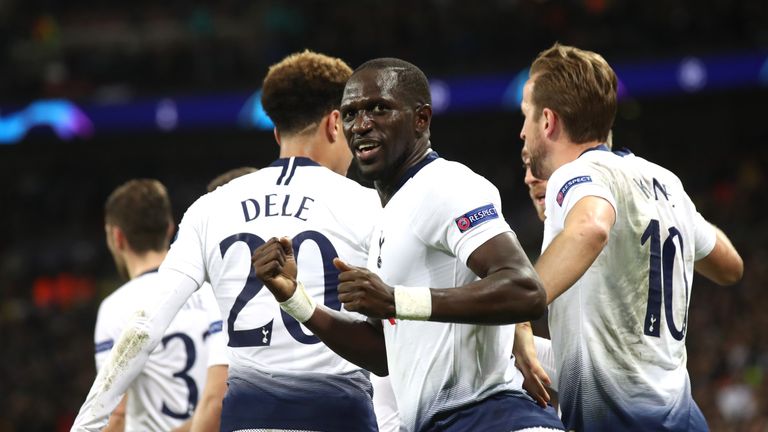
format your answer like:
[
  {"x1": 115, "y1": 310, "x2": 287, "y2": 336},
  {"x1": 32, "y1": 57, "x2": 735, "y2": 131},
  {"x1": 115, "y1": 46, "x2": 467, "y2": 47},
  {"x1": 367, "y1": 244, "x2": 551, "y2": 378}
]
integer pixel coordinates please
[{"x1": 72, "y1": 45, "x2": 743, "y2": 432}]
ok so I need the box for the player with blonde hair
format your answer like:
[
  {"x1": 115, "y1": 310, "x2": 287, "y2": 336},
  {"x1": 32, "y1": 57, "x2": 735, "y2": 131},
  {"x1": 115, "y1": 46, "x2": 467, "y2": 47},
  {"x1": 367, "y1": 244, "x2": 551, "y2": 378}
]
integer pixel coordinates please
[{"x1": 517, "y1": 43, "x2": 743, "y2": 431}]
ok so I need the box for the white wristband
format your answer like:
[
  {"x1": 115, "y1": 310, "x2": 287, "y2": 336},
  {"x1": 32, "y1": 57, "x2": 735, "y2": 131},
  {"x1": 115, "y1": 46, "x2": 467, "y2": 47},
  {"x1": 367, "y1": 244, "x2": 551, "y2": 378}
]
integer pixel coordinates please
[
  {"x1": 279, "y1": 281, "x2": 317, "y2": 323},
  {"x1": 394, "y1": 285, "x2": 432, "y2": 320}
]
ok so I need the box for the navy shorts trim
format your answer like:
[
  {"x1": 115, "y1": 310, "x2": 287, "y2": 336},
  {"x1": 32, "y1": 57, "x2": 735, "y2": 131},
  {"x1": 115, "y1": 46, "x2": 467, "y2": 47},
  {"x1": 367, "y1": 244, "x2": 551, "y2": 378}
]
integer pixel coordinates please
[
  {"x1": 422, "y1": 391, "x2": 564, "y2": 432},
  {"x1": 220, "y1": 370, "x2": 377, "y2": 432}
]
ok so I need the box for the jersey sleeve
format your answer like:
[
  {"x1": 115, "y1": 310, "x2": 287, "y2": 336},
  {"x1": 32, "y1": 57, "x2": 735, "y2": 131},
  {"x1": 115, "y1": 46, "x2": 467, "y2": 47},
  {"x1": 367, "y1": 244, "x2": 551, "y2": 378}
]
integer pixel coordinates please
[
  {"x1": 546, "y1": 159, "x2": 618, "y2": 228},
  {"x1": 160, "y1": 196, "x2": 208, "y2": 285},
  {"x1": 93, "y1": 299, "x2": 122, "y2": 372},
  {"x1": 412, "y1": 169, "x2": 512, "y2": 266},
  {"x1": 72, "y1": 269, "x2": 198, "y2": 431},
  {"x1": 199, "y1": 283, "x2": 228, "y2": 367},
  {"x1": 686, "y1": 199, "x2": 717, "y2": 260}
]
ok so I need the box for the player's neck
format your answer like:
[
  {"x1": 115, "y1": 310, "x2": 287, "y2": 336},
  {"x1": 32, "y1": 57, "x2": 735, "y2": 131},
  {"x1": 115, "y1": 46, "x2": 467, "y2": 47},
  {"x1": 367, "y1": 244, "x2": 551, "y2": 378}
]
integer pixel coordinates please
[
  {"x1": 124, "y1": 249, "x2": 168, "y2": 280},
  {"x1": 555, "y1": 139, "x2": 603, "y2": 169},
  {"x1": 374, "y1": 142, "x2": 431, "y2": 206},
  {"x1": 279, "y1": 132, "x2": 324, "y2": 165}
]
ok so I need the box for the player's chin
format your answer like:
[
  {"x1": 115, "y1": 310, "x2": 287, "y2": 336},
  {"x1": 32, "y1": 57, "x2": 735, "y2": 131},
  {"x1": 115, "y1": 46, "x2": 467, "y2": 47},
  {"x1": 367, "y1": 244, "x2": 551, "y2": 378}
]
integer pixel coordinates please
[{"x1": 356, "y1": 162, "x2": 385, "y2": 181}]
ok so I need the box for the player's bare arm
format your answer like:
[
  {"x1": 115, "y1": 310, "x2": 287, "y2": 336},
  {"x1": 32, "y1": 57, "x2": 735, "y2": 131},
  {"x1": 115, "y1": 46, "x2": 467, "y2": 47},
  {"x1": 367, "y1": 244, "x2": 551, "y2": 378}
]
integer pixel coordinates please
[
  {"x1": 103, "y1": 396, "x2": 127, "y2": 432},
  {"x1": 332, "y1": 232, "x2": 545, "y2": 325},
  {"x1": 437, "y1": 231, "x2": 545, "y2": 323},
  {"x1": 536, "y1": 195, "x2": 616, "y2": 304},
  {"x1": 513, "y1": 322, "x2": 551, "y2": 408},
  {"x1": 188, "y1": 365, "x2": 228, "y2": 432},
  {"x1": 694, "y1": 225, "x2": 743, "y2": 285},
  {"x1": 72, "y1": 271, "x2": 198, "y2": 431},
  {"x1": 252, "y1": 237, "x2": 389, "y2": 376}
]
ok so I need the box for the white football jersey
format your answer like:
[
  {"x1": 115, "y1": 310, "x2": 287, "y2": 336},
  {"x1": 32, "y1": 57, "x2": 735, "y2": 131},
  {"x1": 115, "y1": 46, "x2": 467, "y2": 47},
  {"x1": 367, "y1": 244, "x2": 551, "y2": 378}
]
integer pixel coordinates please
[
  {"x1": 368, "y1": 153, "x2": 524, "y2": 432},
  {"x1": 95, "y1": 275, "x2": 223, "y2": 431},
  {"x1": 543, "y1": 147, "x2": 716, "y2": 430},
  {"x1": 160, "y1": 157, "x2": 380, "y2": 376}
]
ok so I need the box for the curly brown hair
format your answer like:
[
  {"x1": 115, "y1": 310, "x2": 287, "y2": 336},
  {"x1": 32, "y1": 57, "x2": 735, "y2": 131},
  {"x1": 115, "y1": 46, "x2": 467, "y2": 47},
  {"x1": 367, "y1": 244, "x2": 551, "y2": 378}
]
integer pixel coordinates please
[
  {"x1": 262, "y1": 50, "x2": 352, "y2": 135},
  {"x1": 104, "y1": 179, "x2": 173, "y2": 253},
  {"x1": 530, "y1": 43, "x2": 617, "y2": 144}
]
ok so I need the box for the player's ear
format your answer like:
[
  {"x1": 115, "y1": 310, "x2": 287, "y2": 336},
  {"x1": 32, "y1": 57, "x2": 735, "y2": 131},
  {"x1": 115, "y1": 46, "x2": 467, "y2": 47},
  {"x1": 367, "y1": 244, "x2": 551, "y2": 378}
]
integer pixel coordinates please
[
  {"x1": 112, "y1": 226, "x2": 127, "y2": 250},
  {"x1": 414, "y1": 104, "x2": 432, "y2": 137},
  {"x1": 273, "y1": 127, "x2": 281, "y2": 146},
  {"x1": 104, "y1": 224, "x2": 115, "y2": 248},
  {"x1": 325, "y1": 110, "x2": 341, "y2": 143},
  {"x1": 542, "y1": 108, "x2": 557, "y2": 138},
  {"x1": 166, "y1": 222, "x2": 175, "y2": 244}
]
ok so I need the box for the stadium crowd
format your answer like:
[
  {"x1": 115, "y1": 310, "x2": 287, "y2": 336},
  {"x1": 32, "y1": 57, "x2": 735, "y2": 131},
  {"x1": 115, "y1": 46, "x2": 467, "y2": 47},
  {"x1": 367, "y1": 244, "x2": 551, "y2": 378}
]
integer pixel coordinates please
[{"x1": 0, "y1": 0, "x2": 766, "y2": 101}]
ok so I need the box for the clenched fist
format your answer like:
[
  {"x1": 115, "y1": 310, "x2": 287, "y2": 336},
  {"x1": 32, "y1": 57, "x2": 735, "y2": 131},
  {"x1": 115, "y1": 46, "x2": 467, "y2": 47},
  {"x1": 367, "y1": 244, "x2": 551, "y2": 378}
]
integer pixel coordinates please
[
  {"x1": 252, "y1": 237, "x2": 298, "y2": 302},
  {"x1": 334, "y1": 258, "x2": 396, "y2": 320}
]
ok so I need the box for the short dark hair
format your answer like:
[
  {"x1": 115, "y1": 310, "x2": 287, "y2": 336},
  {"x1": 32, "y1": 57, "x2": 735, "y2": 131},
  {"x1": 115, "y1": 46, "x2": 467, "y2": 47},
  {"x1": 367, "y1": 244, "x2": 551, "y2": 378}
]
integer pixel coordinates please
[
  {"x1": 206, "y1": 166, "x2": 258, "y2": 192},
  {"x1": 104, "y1": 179, "x2": 173, "y2": 253},
  {"x1": 262, "y1": 50, "x2": 352, "y2": 135},
  {"x1": 354, "y1": 58, "x2": 432, "y2": 106},
  {"x1": 529, "y1": 43, "x2": 617, "y2": 143}
]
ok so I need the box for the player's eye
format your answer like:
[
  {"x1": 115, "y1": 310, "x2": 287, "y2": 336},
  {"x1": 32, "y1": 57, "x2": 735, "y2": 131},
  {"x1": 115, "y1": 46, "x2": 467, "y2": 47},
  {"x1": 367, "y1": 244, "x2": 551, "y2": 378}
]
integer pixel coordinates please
[
  {"x1": 371, "y1": 104, "x2": 387, "y2": 113},
  {"x1": 342, "y1": 110, "x2": 356, "y2": 122}
]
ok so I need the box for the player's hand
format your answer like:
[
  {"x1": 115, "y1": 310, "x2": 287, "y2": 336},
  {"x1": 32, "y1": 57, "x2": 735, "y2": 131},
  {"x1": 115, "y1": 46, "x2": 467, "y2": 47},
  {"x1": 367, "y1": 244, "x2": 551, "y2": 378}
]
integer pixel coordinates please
[
  {"x1": 333, "y1": 258, "x2": 396, "y2": 319},
  {"x1": 514, "y1": 323, "x2": 551, "y2": 408},
  {"x1": 252, "y1": 237, "x2": 297, "y2": 302}
]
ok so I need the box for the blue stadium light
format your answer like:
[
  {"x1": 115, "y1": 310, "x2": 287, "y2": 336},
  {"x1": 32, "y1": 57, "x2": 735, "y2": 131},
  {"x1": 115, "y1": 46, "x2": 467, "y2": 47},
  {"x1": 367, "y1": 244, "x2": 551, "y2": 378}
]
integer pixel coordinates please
[
  {"x1": 0, "y1": 100, "x2": 93, "y2": 144},
  {"x1": 1, "y1": 50, "x2": 766, "y2": 144},
  {"x1": 501, "y1": 69, "x2": 530, "y2": 110},
  {"x1": 238, "y1": 90, "x2": 275, "y2": 130},
  {"x1": 761, "y1": 58, "x2": 768, "y2": 86}
]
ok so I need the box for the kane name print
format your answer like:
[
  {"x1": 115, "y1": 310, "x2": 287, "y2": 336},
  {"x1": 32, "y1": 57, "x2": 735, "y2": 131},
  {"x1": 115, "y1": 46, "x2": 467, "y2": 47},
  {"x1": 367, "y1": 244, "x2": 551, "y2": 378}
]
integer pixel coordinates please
[{"x1": 455, "y1": 203, "x2": 499, "y2": 233}]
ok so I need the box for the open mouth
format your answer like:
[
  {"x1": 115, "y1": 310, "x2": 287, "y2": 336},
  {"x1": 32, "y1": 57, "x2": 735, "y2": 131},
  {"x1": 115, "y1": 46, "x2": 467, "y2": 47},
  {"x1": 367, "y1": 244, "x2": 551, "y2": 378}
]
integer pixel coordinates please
[{"x1": 354, "y1": 141, "x2": 381, "y2": 161}]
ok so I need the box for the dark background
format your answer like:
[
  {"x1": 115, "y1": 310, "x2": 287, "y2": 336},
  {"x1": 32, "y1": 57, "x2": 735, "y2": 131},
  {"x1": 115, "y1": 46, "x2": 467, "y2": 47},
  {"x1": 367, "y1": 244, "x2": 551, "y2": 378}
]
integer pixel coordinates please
[{"x1": 1, "y1": 1, "x2": 767, "y2": 430}]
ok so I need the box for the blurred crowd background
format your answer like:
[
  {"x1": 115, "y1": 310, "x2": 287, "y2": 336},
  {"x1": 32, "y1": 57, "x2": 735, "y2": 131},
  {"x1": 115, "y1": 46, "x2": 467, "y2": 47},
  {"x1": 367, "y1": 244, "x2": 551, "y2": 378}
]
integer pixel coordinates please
[{"x1": 1, "y1": 1, "x2": 767, "y2": 431}]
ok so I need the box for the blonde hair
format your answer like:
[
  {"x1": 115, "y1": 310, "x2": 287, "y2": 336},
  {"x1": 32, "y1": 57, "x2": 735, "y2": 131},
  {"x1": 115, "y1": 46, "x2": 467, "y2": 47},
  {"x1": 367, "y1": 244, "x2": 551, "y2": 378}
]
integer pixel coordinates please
[{"x1": 530, "y1": 43, "x2": 617, "y2": 143}]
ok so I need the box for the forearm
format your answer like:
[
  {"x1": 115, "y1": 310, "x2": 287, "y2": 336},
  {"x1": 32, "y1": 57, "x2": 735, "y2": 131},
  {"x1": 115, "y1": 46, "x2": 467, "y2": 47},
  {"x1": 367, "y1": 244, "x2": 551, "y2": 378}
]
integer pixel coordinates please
[
  {"x1": 429, "y1": 267, "x2": 545, "y2": 324},
  {"x1": 188, "y1": 402, "x2": 221, "y2": 432},
  {"x1": 695, "y1": 225, "x2": 743, "y2": 285},
  {"x1": 513, "y1": 322, "x2": 536, "y2": 361},
  {"x1": 304, "y1": 306, "x2": 388, "y2": 376},
  {"x1": 189, "y1": 365, "x2": 227, "y2": 432},
  {"x1": 74, "y1": 315, "x2": 162, "y2": 431},
  {"x1": 536, "y1": 227, "x2": 607, "y2": 304},
  {"x1": 539, "y1": 196, "x2": 614, "y2": 304},
  {"x1": 171, "y1": 419, "x2": 191, "y2": 432},
  {"x1": 533, "y1": 335, "x2": 557, "y2": 388},
  {"x1": 72, "y1": 271, "x2": 197, "y2": 431},
  {"x1": 103, "y1": 396, "x2": 127, "y2": 432}
]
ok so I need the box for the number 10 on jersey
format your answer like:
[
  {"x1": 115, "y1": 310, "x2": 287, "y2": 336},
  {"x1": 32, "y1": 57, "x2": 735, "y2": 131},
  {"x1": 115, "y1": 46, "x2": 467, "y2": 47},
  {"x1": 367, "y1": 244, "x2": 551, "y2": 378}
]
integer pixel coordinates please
[{"x1": 641, "y1": 219, "x2": 689, "y2": 341}]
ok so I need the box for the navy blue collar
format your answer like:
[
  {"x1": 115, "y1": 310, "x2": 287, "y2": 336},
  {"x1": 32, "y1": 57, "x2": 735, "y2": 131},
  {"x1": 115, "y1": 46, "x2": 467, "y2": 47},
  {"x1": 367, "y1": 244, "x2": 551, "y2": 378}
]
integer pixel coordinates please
[
  {"x1": 579, "y1": 144, "x2": 611, "y2": 157},
  {"x1": 269, "y1": 156, "x2": 321, "y2": 185},
  {"x1": 579, "y1": 143, "x2": 635, "y2": 158},
  {"x1": 392, "y1": 150, "x2": 441, "y2": 193},
  {"x1": 137, "y1": 267, "x2": 159, "y2": 278},
  {"x1": 268, "y1": 156, "x2": 321, "y2": 169}
]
